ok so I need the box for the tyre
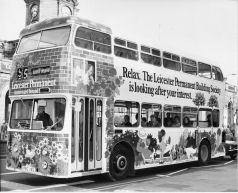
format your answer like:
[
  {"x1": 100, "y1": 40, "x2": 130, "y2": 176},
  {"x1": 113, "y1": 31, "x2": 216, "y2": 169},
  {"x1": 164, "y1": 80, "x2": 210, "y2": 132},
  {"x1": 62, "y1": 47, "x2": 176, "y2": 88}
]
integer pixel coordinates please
[
  {"x1": 198, "y1": 140, "x2": 211, "y2": 165},
  {"x1": 109, "y1": 145, "x2": 132, "y2": 181}
]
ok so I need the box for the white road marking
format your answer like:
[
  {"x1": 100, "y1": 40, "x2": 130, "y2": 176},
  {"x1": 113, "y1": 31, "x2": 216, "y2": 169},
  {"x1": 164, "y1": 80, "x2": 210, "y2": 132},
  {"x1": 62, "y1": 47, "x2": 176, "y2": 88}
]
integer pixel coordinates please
[
  {"x1": 224, "y1": 160, "x2": 234, "y2": 165},
  {"x1": 87, "y1": 175, "x2": 173, "y2": 192},
  {"x1": 25, "y1": 180, "x2": 93, "y2": 192},
  {"x1": 0, "y1": 171, "x2": 22, "y2": 176},
  {"x1": 155, "y1": 174, "x2": 170, "y2": 177},
  {"x1": 167, "y1": 168, "x2": 188, "y2": 176}
]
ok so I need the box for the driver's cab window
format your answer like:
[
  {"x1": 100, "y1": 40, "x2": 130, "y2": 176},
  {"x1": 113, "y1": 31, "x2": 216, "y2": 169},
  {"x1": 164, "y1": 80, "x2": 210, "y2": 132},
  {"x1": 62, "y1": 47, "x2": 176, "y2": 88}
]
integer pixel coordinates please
[{"x1": 32, "y1": 98, "x2": 66, "y2": 130}]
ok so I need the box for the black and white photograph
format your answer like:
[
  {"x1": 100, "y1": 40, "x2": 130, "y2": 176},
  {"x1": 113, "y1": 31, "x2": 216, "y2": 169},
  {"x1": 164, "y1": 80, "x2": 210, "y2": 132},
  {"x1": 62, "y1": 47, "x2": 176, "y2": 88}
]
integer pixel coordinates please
[{"x1": 0, "y1": 0, "x2": 237, "y2": 192}]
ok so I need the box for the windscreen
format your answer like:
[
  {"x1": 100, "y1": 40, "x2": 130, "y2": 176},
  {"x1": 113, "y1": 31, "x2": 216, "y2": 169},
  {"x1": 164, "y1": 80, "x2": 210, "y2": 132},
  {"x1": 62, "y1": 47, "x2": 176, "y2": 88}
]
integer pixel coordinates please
[
  {"x1": 10, "y1": 98, "x2": 66, "y2": 131},
  {"x1": 17, "y1": 26, "x2": 71, "y2": 53}
]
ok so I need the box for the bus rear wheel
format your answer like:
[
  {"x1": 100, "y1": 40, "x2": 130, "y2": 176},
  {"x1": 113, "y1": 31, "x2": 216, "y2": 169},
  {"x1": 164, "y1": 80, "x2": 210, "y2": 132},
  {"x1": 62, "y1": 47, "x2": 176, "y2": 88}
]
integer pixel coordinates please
[
  {"x1": 198, "y1": 140, "x2": 211, "y2": 165},
  {"x1": 109, "y1": 145, "x2": 131, "y2": 181}
]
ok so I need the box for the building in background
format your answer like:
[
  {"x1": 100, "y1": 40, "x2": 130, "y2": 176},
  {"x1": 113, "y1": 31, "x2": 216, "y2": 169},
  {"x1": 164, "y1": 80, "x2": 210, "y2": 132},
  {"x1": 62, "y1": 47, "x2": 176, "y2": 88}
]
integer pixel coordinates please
[
  {"x1": 224, "y1": 82, "x2": 238, "y2": 138},
  {"x1": 0, "y1": 0, "x2": 78, "y2": 140}
]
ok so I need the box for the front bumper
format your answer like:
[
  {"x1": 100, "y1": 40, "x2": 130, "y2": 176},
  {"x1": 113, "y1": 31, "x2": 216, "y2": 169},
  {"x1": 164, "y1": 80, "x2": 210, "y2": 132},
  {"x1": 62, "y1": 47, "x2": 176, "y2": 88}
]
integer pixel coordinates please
[{"x1": 224, "y1": 140, "x2": 238, "y2": 156}]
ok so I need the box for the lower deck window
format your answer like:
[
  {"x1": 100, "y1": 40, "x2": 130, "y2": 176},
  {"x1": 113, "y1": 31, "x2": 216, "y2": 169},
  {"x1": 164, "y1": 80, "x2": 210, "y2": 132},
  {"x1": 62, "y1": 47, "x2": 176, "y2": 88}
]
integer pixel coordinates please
[
  {"x1": 164, "y1": 105, "x2": 181, "y2": 127},
  {"x1": 198, "y1": 108, "x2": 212, "y2": 127},
  {"x1": 141, "y1": 103, "x2": 162, "y2": 127},
  {"x1": 114, "y1": 100, "x2": 139, "y2": 127},
  {"x1": 182, "y1": 107, "x2": 198, "y2": 127}
]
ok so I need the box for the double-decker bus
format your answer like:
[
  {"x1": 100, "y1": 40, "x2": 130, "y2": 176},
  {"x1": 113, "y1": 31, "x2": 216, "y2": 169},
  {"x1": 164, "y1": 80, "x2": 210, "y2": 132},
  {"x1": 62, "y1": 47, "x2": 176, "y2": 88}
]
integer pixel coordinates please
[{"x1": 7, "y1": 16, "x2": 226, "y2": 181}]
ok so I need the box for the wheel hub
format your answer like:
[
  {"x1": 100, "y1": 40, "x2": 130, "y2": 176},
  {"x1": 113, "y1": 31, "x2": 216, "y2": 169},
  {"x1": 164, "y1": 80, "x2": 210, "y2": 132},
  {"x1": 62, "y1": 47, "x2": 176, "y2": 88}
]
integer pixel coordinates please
[
  {"x1": 116, "y1": 155, "x2": 127, "y2": 171},
  {"x1": 201, "y1": 145, "x2": 208, "y2": 161}
]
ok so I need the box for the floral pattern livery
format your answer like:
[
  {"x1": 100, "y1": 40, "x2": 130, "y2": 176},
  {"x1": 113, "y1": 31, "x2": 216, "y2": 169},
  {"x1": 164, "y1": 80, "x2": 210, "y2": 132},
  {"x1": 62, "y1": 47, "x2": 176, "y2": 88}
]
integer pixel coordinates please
[
  {"x1": 7, "y1": 132, "x2": 69, "y2": 177},
  {"x1": 109, "y1": 128, "x2": 224, "y2": 168}
]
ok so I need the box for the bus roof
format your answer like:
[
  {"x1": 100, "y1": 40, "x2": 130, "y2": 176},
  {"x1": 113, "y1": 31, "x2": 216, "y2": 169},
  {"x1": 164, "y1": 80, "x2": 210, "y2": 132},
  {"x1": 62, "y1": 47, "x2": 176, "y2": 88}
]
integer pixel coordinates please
[{"x1": 19, "y1": 16, "x2": 112, "y2": 37}]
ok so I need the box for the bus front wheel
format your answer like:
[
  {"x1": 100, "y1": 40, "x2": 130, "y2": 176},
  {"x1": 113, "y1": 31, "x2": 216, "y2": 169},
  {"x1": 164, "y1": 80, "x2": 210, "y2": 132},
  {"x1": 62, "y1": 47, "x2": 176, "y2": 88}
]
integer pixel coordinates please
[
  {"x1": 198, "y1": 140, "x2": 211, "y2": 165},
  {"x1": 109, "y1": 145, "x2": 131, "y2": 181}
]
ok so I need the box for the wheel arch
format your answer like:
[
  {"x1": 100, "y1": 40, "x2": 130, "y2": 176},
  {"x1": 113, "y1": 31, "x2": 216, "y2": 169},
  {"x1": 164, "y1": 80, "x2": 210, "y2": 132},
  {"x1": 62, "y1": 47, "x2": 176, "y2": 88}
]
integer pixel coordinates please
[
  {"x1": 198, "y1": 137, "x2": 212, "y2": 165},
  {"x1": 111, "y1": 140, "x2": 135, "y2": 176},
  {"x1": 199, "y1": 137, "x2": 211, "y2": 150}
]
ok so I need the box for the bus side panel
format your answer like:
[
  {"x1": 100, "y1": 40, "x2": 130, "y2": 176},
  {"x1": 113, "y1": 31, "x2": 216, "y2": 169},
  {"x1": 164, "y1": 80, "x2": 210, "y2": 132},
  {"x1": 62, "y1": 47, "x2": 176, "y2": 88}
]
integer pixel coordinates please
[
  {"x1": 197, "y1": 127, "x2": 225, "y2": 157},
  {"x1": 6, "y1": 131, "x2": 70, "y2": 177},
  {"x1": 108, "y1": 127, "x2": 225, "y2": 170}
]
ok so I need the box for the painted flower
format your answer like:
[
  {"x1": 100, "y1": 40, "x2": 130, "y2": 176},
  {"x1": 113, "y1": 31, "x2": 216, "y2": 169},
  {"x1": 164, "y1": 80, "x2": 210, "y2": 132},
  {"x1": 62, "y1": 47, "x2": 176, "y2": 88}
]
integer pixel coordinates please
[
  {"x1": 49, "y1": 153, "x2": 54, "y2": 161},
  {"x1": 38, "y1": 156, "x2": 51, "y2": 175},
  {"x1": 52, "y1": 157, "x2": 57, "y2": 165},
  {"x1": 43, "y1": 137, "x2": 49, "y2": 145},
  {"x1": 13, "y1": 133, "x2": 18, "y2": 139},
  {"x1": 56, "y1": 152, "x2": 63, "y2": 160},
  {"x1": 39, "y1": 140, "x2": 44, "y2": 148},
  {"x1": 16, "y1": 134, "x2": 21, "y2": 141},
  {"x1": 52, "y1": 141, "x2": 57, "y2": 149},
  {"x1": 11, "y1": 139, "x2": 20, "y2": 158},
  {"x1": 57, "y1": 143, "x2": 63, "y2": 151},
  {"x1": 36, "y1": 148, "x2": 41, "y2": 155},
  {"x1": 19, "y1": 155, "x2": 24, "y2": 163},
  {"x1": 42, "y1": 147, "x2": 48, "y2": 156},
  {"x1": 48, "y1": 146, "x2": 53, "y2": 153},
  {"x1": 25, "y1": 148, "x2": 36, "y2": 159}
]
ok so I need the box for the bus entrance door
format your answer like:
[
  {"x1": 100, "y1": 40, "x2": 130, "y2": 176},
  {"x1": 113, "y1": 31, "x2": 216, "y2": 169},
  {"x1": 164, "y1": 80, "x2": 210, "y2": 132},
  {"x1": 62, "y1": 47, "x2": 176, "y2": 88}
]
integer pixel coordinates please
[
  {"x1": 86, "y1": 98, "x2": 103, "y2": 171},
  {"x1": 71, "y1": 97, "x2": 102, "y2": 173}
]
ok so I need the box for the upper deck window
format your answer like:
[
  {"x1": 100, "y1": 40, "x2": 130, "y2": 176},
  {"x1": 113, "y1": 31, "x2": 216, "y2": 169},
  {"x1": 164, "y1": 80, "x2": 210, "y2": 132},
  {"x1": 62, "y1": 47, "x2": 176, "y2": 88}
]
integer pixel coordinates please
[
  {"x1": 198, "y1": 62, "x2": 211, "y2": 78},
  {"x1": 212, "y1": 66, "x2": 223, "y2": 81},
  {"x1": 114, "y1": 38, "x2": 138, "y2": 61},
  {"x1": 114, "y1": 46, "x2": 138, "y2": 60},
  {"x1": 127, "y1": 42, "x2": 138, "y2": 50},
  {"x1": 181, "y1": 57, "x2": 197, "y2": 75},
  {"x1": 141, "y1": 46, "x2": 161, "y2": 66},
  {"x1": 163, "y1": 51, "x2": 181, "y2": 71},
  {"x1": 75, "y1": 27, "x2": 111, "y2": 54},
  {"x1": 141, "y1": 45, "x2": 150, "y2": 53},
  {"x1": 17, "y1": 26, "x2": 71, "y2": 54}
]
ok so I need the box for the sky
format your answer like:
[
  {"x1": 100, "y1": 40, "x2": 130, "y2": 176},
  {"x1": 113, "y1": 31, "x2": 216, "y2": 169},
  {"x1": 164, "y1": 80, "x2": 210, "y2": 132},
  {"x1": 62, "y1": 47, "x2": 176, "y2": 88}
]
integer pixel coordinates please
[{"x1": 0, "y1": 0, "x2": 237, "y2": 85}]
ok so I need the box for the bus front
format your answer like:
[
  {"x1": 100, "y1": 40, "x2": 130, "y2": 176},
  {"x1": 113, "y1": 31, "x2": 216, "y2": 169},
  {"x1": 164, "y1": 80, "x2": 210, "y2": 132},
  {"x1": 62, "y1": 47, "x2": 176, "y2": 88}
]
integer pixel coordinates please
[{"x1": 7, "y1": 17, "x2": 73, "y2": 178}]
